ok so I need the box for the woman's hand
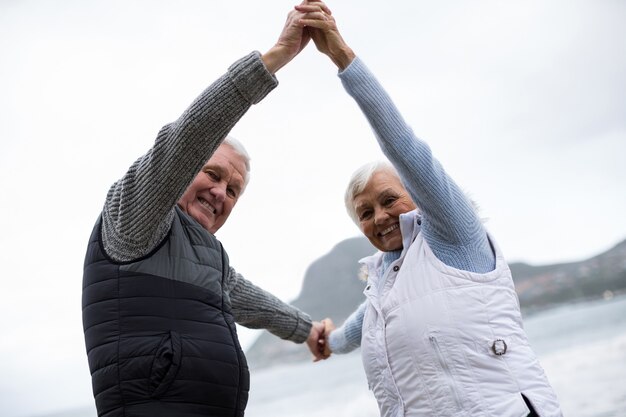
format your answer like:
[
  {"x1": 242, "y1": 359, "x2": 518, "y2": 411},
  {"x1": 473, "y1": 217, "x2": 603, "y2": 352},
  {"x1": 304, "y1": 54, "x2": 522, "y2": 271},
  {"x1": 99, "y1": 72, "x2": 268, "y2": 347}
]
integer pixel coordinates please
[
  {"x1": 295, "y1": 0, "x2": 355, "y2": 70},
  {"x1": 321, "y1": 317, "x2": 336, "y2": 358},
  {"x1": 262, "y1": 9, "x2": 311, "y2": 74}
]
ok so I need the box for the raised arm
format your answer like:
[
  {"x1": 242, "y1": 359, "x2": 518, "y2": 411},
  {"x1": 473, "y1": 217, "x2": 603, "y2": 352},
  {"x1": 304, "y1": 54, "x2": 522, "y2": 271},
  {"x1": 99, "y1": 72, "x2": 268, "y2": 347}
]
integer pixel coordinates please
[
  {"x1": 102, "y1": 10, "x2": 312, "y2": 262},
  {"x1": 337, "y1": 61, "x2": 488, "y2": 251},
  {"x1": 300, "y1": 0, "x2": 494, "y2": 272},
  {"x1": 102, "y1": 54, "x2": 275, "y2": 262}
]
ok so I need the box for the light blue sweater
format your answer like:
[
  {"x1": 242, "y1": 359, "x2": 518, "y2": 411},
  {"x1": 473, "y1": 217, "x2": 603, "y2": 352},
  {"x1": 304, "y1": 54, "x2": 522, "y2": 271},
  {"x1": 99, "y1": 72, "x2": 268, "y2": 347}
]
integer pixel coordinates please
[{"x1": 329, "y1": 57, "x2": 496, "y2": 354}]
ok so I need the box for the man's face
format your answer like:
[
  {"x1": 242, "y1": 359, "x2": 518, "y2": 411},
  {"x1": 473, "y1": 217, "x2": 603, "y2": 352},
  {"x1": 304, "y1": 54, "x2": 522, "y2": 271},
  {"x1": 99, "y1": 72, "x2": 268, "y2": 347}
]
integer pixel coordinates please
[{"x1": 177, "y1": 144, "x2": 247, "y2": 233}]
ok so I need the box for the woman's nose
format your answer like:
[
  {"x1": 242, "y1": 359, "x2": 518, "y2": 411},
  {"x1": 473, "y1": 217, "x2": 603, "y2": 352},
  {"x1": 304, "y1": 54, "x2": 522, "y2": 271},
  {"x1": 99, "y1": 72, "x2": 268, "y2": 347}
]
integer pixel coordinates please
[{"x1": 374, "y1": 209, "x2": 389, "y2": 225}]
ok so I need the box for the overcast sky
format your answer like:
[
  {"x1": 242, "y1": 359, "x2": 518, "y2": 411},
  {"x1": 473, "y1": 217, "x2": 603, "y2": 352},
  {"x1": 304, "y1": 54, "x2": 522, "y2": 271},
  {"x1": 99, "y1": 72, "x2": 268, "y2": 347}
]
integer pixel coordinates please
[{"x1": 1, "y1": 1, "x2": 625, "y2": 416}]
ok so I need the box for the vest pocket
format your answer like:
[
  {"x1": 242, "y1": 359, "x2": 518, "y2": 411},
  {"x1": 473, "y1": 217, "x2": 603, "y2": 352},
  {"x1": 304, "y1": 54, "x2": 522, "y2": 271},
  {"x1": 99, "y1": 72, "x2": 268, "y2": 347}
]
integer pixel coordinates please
[
  {"x1": 428, "y1": 333, "x2": 467, "y2": 413},
  {"x1": 149, "y1": 330, "x2": 182, "y2": 398}
]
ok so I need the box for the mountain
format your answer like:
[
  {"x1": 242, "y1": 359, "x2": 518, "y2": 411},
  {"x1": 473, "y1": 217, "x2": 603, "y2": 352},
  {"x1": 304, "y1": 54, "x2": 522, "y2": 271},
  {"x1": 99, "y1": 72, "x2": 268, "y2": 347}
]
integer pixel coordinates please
[
  {"x1": 510, "y1": 239, "x2": 626, "y2": 311},
  {"x1": 246, "y1": 237, "x2": 626, "y2": 370},
  {"x1": 244, "y1": 237, "x2": 376, "y2": 369}
]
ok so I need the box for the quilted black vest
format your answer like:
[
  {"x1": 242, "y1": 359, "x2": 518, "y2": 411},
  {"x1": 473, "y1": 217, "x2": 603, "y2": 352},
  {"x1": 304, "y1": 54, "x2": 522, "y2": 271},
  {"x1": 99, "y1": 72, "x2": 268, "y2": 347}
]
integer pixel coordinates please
[{"x1": 82, "y1": 207, "x2": 249, "y2": 417}]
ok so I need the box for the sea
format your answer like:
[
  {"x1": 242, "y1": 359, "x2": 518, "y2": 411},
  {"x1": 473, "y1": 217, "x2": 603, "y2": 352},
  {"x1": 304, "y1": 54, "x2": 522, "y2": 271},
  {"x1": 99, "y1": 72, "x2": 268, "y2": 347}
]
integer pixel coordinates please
[
  {"x1": 32, "y1": 295, "x2": 626, "y2": 417},
  {"x1": 245, "y1": 294, "x2": 626, "y2": 417}
]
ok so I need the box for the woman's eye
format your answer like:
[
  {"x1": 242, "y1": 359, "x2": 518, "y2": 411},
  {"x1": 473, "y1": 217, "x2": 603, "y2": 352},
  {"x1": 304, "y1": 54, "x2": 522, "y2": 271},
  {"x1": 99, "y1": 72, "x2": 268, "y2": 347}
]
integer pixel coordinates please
[
  {"x1": 359, "y1": 210, "x2": 372, "y2": 221},
  {"x1": 384, "y1": 197, "x2": 396, "y2": 206},
  {"x1": 207, "y1": 171, "x2": 219, "y2": 181}
]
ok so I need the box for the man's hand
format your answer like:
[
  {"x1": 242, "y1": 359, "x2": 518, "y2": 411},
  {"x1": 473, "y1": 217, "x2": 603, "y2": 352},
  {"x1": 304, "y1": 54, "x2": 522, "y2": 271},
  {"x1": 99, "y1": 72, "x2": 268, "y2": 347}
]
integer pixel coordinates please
[
  {"x1": 295, "y1": 0, "x2": 355, "y2": 70},
  {"x1": 306, "y1": 320, "x2": 331, "y2": 362},
  {"x1": 262, "y1": 9, "x2": 311, "y2": 74}
]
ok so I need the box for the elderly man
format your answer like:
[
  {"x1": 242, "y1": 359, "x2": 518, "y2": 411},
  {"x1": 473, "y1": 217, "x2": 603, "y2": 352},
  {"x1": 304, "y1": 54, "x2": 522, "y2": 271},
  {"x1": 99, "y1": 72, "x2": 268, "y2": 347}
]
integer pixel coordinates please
[{"x1": 82, "y1": 7, "x2": 326, "y2": 417}]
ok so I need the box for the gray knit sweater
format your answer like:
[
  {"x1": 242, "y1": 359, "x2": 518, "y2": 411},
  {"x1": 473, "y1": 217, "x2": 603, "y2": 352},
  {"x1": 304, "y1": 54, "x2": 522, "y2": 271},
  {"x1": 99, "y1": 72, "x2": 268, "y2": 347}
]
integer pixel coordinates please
[{"x1": 99, "y1": 51, "x2": 311, "y2": 343}]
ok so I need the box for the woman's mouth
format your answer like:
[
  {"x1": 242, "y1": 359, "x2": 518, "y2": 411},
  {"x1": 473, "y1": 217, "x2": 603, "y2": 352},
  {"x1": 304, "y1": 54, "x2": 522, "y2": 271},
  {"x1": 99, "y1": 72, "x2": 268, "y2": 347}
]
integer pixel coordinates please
[{"x1": 379, "y1": 223, "x2": 399, "y2": 237}]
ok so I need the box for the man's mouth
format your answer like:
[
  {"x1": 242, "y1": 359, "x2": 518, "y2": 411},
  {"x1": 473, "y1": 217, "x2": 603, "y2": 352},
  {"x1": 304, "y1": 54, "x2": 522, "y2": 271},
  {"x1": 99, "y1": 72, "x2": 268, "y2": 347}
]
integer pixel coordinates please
[
  {"x1": 379, "y1": 223, "x2": 399, "y2": 237},
  {"x1": 198, "y1": 197, "x2": 217, "y2": 214}
]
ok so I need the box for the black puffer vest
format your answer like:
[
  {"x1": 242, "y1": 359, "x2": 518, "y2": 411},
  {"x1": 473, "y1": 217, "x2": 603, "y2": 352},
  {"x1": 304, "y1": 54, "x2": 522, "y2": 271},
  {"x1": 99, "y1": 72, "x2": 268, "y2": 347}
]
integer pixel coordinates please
[{"x1": 82, "y1": 207, "x2": 249, "y2": 417}]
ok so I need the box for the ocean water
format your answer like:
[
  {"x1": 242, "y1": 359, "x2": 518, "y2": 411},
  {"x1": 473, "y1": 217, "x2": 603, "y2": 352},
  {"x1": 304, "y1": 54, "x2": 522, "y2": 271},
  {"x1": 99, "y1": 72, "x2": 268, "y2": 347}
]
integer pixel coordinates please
[
  {"x1": 32, "y1": 296, "x2": 626, "y2": 417},
  {"x1": 246, "y1": 295, "x2": 626, "y2": 417}
]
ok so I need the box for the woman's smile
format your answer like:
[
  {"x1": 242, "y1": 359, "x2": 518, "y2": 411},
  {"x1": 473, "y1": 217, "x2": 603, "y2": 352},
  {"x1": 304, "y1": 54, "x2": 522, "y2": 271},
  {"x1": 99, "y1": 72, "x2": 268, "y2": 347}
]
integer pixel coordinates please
[{"x1": 379, "y1": 223, "x2": 399, "y2": 237}]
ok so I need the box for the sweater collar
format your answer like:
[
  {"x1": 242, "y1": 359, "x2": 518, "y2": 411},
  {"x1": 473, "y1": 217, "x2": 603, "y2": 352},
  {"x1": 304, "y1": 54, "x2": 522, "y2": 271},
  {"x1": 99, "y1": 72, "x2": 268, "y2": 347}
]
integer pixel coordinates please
[{"x1": 359, "y1": 209, "x2": 422, "y2": 282}]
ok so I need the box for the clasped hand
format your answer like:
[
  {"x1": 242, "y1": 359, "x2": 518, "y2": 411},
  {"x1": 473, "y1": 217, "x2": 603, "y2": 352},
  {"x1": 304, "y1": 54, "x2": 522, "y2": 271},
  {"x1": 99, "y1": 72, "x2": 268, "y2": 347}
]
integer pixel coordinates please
[
  {"x1": 306, "y1": 318, "x2": 336, "y2": 362},
  {"x1": 263, "y1": 0, "x2": 355, "y2": 73}
]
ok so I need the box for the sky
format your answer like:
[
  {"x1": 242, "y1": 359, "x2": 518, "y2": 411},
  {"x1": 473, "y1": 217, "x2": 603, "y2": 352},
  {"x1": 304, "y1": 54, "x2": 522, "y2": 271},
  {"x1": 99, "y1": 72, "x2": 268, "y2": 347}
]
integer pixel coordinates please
[{"x1": 1, "y1": 0, "x2": 625, "y2": 416}]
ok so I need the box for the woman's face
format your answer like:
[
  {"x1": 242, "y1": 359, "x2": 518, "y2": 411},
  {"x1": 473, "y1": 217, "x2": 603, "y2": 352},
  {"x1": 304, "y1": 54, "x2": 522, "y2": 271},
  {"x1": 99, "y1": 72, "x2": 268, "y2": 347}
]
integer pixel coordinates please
[{"x1": 353, "y1": 170, "x2": 417, "y2": 252}]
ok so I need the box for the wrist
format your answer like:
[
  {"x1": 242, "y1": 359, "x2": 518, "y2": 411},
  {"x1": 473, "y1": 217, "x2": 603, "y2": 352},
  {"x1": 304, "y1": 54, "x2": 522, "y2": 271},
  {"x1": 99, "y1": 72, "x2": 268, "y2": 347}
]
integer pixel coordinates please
[
  {"x1": 330, "y1": 46, "x2": 355, "y2": 71},
  {"x1": 261, "y1": 45, "x2": 293, "y2": 75}
]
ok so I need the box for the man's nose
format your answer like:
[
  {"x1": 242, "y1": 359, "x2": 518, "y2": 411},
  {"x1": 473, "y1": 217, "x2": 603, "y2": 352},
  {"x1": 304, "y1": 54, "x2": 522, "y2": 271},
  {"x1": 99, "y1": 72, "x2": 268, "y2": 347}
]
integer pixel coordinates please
[{"x1": 211, "y1": 182, "x2": 227, "y2": 202}]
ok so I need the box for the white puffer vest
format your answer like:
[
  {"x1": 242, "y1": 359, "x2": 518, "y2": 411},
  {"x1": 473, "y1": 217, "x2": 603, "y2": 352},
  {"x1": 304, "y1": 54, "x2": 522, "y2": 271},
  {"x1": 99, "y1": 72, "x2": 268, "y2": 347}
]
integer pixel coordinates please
[{"x1": 360, "y1": 210, "x2": 562, "y2": 417}]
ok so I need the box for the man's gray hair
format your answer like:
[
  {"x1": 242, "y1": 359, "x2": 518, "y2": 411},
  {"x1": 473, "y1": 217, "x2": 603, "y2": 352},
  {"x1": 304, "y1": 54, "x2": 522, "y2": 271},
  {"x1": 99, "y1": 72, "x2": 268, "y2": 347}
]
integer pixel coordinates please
[
  {"x1": 344, "y1": 161, "x2": 400, "y2": 225},
  {"x1": 222, "y1": 135, "x2": 251, "y2": 187}
]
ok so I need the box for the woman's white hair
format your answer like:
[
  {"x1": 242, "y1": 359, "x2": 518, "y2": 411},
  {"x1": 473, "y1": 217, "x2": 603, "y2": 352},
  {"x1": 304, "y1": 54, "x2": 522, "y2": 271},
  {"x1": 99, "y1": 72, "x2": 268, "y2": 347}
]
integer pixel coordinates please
[
  {"x1": 222, "y1": 135, "x2": 251, "y2": 187},
  {"x1": 344, "y1": 161, "x2": 486, "y2": 225},
  {"x1": 344, "y1": 161, "x2": 400, "y2": 225}
]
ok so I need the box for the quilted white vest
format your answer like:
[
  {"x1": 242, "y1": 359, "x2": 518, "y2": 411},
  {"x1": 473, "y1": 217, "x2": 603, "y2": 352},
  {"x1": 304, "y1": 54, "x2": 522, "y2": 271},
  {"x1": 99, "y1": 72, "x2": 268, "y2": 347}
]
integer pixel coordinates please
[{"x1": 360, "y1": 210, "x2": 562, "y2": 417}]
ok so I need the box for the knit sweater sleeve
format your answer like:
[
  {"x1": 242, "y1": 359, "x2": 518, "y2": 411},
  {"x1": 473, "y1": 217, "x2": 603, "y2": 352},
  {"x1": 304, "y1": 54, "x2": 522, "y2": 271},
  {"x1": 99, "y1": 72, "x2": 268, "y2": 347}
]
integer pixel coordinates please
[
  {"x1": 225, "y1": 267, "x2": 312, "y2": 344},
  {"x1": 338, "y1": 58, "x2": 495, "y2": 273},
  {"x1": 328, "y1": 301, "x2": 366, "y2": 354},
  {"x1": 102, "y1": 51, "x2": 277, "y2": 262}
]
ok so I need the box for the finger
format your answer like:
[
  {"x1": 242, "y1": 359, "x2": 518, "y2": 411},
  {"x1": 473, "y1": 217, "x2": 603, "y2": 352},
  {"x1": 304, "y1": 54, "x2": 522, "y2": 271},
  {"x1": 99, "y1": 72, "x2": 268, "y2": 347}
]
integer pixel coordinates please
[
  {"x1": 296, "y1": 10, "x2": 330, "y2": 22},
  {"x1": 298, "y1": 18, "x2": 334, "y2": 30},
  {"x1": 295, "y1": 2, "x2": 332, "y2": 15},
  {"x1": 310, "y1": 0, "x2": 332, "y2": 15}
]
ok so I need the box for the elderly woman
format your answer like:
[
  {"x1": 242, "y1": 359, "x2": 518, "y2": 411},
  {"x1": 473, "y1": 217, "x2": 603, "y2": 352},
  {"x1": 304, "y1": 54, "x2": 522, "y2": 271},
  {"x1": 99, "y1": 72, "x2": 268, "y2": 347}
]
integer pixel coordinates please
[{"x1": 298, "y1": 2, "x2": 563, "y2": 416}]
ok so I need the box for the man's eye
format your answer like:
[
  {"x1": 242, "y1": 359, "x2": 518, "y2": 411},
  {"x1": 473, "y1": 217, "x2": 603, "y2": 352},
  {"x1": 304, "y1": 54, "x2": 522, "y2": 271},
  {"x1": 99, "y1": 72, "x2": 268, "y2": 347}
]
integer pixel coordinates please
[
  {"x1": 226, "y1": 187, "x2": 237, "y2": 198},
  {"x1": 207, "y1": 171, "x2": 219, "y2": 181}
]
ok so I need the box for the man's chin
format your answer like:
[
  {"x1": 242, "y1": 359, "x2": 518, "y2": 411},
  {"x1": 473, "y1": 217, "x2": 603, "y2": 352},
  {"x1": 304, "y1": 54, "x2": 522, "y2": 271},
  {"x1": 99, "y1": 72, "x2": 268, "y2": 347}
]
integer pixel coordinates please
[{"x1": 188, "y1": 210, "x2": 213, "y2": 231}]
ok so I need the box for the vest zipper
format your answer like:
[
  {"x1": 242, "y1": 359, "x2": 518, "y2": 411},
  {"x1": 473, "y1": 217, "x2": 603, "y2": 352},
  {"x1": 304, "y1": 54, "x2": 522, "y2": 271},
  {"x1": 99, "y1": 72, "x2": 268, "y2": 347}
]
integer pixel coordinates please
[
  {"x1": 219, "y1": 243, "x2": 245, "y2": 416},
  {"x1": 429, "y1": 335, "x2": 464, "y2": 412}
]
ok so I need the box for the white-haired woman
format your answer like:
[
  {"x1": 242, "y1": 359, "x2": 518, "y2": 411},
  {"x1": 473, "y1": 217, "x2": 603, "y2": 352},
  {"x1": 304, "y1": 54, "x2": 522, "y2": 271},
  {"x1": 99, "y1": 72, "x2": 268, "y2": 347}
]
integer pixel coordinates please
[{"x1": 298, "y1": 2, "x2": 562, "y2": 416}]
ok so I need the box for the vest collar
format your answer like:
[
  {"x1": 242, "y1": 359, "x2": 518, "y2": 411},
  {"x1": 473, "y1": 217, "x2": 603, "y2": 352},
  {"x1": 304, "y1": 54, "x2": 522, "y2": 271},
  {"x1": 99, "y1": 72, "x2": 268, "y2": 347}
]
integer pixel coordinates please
[{"x1": 358, "y1": 209, "x2": 422, "y2": 284}]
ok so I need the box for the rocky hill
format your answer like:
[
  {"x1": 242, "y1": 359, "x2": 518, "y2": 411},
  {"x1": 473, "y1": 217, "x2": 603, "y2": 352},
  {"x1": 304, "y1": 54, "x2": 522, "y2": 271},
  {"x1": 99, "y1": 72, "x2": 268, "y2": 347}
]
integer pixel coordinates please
[
  {"x1": 245, "y1": 237, "x2": 626, "y2": 369},
  {"x1": 244, "y1": 237, "x2": 375, "y2": 369},
  {"x1": 511, "y1": 239, "x2": 626, "y2": 311}
]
